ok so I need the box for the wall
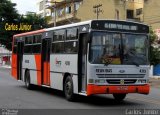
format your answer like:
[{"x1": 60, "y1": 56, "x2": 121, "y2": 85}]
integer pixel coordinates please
[{"x1": 144, "y1": 0, "x2": 160, "y2": 29}]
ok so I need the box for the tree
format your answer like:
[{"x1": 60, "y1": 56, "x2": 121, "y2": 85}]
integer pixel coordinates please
[
  {"x1": 0, "y1": 0, "x2": 48, "y2": 50},
  {"x1": 0, "y1": 0, "x2": 19, "y2": 50},
  {"x1": 17, "y1": 12, "x2": 48, "y2": 31},
  {"x1": 149, "y1": 28, "x2": 160, "y2": 65}
]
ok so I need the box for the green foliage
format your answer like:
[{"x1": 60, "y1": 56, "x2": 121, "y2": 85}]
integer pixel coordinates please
[
  {"x1": 0, "y1": 0, "x2": 48, "y2": 50},
  {"x1": 18, "y1": 13, "x2": 48, "y2": 31},
  {"x1": 0, "y1": 0, "x2": 19, "y2": 50},
  {"x1": 149, "y1": 28, "x2": 160, "y2": 65}
]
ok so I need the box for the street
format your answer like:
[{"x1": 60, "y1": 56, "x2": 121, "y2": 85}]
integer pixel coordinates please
[{"x1": 0, "y1": 68, "x2": 160, "y2": 115}]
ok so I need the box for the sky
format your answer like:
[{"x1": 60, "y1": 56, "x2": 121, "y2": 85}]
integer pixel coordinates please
[{"x1": 11, "y1": 0, "x2": 38, "y2": 14}]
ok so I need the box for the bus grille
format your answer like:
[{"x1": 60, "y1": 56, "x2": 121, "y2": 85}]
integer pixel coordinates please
[
  {"x1": 106, "y1": 79, "x2": 137, "y2": 84},
  {"x1": 97, "y1": 74, "x2": 145, "y2": 78}
]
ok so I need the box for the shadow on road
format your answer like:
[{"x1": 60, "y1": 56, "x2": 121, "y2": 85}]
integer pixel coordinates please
[{"x1": 18, "y1": 85, "x2": 143, "y2": 107}]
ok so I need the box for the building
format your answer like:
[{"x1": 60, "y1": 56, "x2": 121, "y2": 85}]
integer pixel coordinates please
[
  {"x1": 143, "y1": 0, "x2": 160, "y2": 30},
  {"x1": 38, "y1": 0, "x2": 144, "y2": 26},
  {"x1": 37, "y1": 0, "x2": 51, "y2": 17},
  {"x1": 37, "y1": 0, "x2": 160, "y2": 31}
]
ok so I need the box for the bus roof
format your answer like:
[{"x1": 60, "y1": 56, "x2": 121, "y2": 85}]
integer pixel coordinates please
[
  {"x1": 46, "y1": 20, "x2": 92, "y2": 31},
  {"x1": 13, "y1": 19, "x2": 149, "y2": 37},
  {"x1": 13, "y1": 29, "x2": 45, "y2": 37}
]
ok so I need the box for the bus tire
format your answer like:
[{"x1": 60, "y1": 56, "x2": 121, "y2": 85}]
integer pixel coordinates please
[
  {"x1": 113, "y1": 94, "x2": 126, "y2": 102},
  {"x1": 64, "y1": 76, "x2": 75, "y2": 101},
  {"x1": 25, "y1": 70, "x2": 32, "y2": 90}
]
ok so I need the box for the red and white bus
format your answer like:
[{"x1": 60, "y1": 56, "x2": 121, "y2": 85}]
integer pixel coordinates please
[{"x1": 11, "y1": 20, "x2": 150, "y2": 101}]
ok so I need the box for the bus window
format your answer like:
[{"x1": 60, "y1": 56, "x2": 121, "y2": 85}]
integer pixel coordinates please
[
  {"x1": 52, "y1": 42, "x2": 64, "y2": 53},
  {"x1": 52, "y1": 30, "x2": 65, "y2": 53},
  {"x1": 66, "y1": 28, "x2": 78, "y2": 40},
  {"x1": 32, "y1": 44, "x2": 41, "y2": 53},
  {"x1": 25, "y1": 36, "x2": 33, "y2": 44},
  {"x1": 65, "y1": 41, "x2": 78, "y2": 53},
  {"x1": 122, "y1": 34, "x2": 148, "y2": 65},
  {"x1": 89, "y1": 32, "x2": 121, "y2": 64},
  {"x1": 33, "y1": 35, "x2": 42, "y2": 44},
  {"x1": 53, "y1": 30, "x2": 65, "y2": 42},
  {"x1": 24, "y1": 45, "x2": 32, "y2": 54}
]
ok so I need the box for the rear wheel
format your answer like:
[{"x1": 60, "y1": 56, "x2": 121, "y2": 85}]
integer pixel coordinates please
[
  {"x1": 113, "y1": 94, "x2": 126, "y2": 102},
  {"x1": 64, "y1": 76, "x2": 75, "y2": 101},
  {"x1": 25, "y1": 70, "x2": 33, "y2": 90}
]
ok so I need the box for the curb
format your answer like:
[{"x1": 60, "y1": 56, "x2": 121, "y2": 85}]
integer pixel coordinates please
[
  {"x1": 0, "y1": 65, "x2": 11, "y2": 69},
  {"x1": 150, "y1": 76, "x2": 160, "y2": 79}
]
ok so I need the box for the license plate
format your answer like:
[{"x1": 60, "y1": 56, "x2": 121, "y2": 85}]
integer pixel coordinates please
[{"x1": 117, "y1": 86, "x2": 128, "y2": 90}]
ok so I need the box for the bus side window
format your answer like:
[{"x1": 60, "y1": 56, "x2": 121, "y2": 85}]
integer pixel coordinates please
[
  {"x1": 66, "y1": 28, "x2": 78, "y2": 40},
  {"x1": 65, "y1": 27, "x2": 78, "y2": 53},
  {"x1": 24, "y1": 45, "x2": 32, "y2": 54},
  {"x1": 13, "y1": 37, "x2": 18, "y2": 54},
  {"x1": 65, "y1": 41, "x2": 78, "y2": 53},
  {"x1": 52, "y1": 42, "x2": 64, "y2": 53},
  {"x1": 32, "y1": 35, "x2": 41, "y2": 54},
  {"x1": 52, "y1": 29, "x2": 65, "y2": 53}
]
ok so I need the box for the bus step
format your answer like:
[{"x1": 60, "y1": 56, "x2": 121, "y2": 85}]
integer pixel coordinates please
[
  {"x1": 79, "y1": 91, "x2": 87, "y2": 96},
  {"x1": 42, "y1": 85, "x2": 50, "y2": 88}
]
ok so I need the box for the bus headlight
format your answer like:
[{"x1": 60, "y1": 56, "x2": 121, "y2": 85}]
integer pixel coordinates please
[
  {"x1": 138, "y1": 79, "x2": 147, "y2": 83},
  {"x1": 88, "y1": 79, "x2": 94, "y2": 83}
]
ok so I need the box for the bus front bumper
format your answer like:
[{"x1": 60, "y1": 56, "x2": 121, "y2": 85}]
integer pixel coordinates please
[{"x1": 87, "y1": 84, "x2": 150, "y2": 96}]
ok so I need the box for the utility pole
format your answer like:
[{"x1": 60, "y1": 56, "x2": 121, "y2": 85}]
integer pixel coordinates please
[
  {"x1": 46, "y1": 0, "x2": 59, "y2": 27},
  {"x1": 93, "y1": 4, "x2": 103, "y2": 19}
]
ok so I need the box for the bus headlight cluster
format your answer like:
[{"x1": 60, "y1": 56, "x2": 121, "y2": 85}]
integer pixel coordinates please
[
  {"x1": 88, "y1": 79, "x2": 94, "y2": 83},
  {"x1": 137, "y1": 79, "x2": 147, "y2": 83},
  {"x1": 95, "y1": 79, "x2": 106, "y2": 83}
]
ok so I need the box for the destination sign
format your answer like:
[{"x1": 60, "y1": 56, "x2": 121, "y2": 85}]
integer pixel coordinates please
[
  {"x1": 104, "y1": 23, "x2": 137, "y2": 31},
  {"x1": 91, "y1": 20, "x2": 149, "y2": 33}
]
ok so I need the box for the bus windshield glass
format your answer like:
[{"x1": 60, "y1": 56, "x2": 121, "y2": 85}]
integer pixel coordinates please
[{"x1": 89, "y1": 32, "x2": 148, "y2": 65}]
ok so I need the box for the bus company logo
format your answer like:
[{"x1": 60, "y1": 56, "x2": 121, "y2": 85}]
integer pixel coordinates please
[
  {"x1": 120, "y1": 79, "x2": 125, "y2": 85},
  {"x1": 119, "y1": 70, "x2": 125, "y2": 73},
  {"x1": 55, "y1": 58, "x2": 61, "y2": 66}
]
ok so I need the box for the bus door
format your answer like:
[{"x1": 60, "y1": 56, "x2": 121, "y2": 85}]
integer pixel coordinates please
[
  {"x1": 78, "y1": 33, "x2": 88, "y2": 92},
  {"x1": 17, "y1": 41, "x2": 24, "y2": 80},
  {"x1": 41, "y1": 38, "x2": 51, "y2": 86}
]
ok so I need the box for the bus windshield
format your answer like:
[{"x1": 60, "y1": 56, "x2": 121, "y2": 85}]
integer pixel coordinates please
[{"x1": 89, "y1": 32, "x2": 148, "y2": 65}]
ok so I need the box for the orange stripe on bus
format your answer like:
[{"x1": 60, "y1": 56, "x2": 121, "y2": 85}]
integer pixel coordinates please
[
  {"x1": 43, "y1": 62, "x2": 47, "y2": 84},
  {"x1": 11, "y1": 54, "x2": 17, "y2": 79},
  {"x1": 35, "y1": 55, "x2": 41, "y2": 85},
  {"x1": 43, "y1": 62, "x2": 50, "y2": 86},
  {"x1": 87, "y1": 84, "x2": 150, "y2": 96},
  {"x1": 13, "y1": 29, "x2": 45, "y2": 37},
  {"x1": 48, "y1": 63, "x2": 50, "y2": 86}
]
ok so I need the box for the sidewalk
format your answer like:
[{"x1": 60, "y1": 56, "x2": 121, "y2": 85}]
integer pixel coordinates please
[
  {"x1": 149, "y1": 77, "x2": 160, "y2": 88},
  {"x1": 0, "y1": 65, "x2": 11, "y2": 69}
]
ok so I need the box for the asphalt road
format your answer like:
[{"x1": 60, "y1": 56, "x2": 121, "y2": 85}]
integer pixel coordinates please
[{"x1": 0, "y1": 67, "x2": 160, "y2": 115}]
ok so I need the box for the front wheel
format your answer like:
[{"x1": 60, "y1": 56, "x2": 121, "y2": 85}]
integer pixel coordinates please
[
  {"x1": 64, "y1": 76, "x2": 75, "y2": 101},
  {"x1": 113, "y1": 94, "x2": 126, "y2": 102}
]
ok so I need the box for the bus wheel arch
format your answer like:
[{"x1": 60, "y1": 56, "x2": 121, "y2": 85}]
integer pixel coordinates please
[
  {"x1": 24, "y1": 69, "x2": 33, "y2": 90},
  {"x1": 63, "y1": 73, "x2": 75, "y2": 101}
]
